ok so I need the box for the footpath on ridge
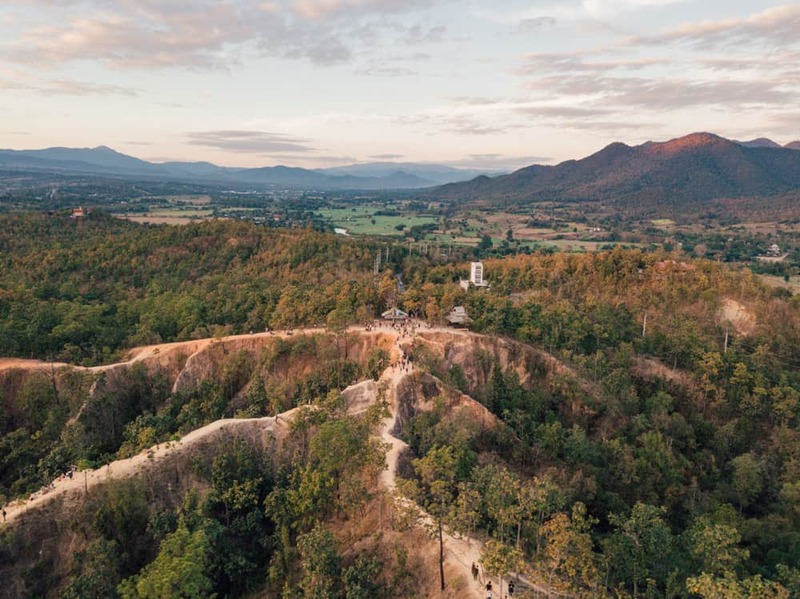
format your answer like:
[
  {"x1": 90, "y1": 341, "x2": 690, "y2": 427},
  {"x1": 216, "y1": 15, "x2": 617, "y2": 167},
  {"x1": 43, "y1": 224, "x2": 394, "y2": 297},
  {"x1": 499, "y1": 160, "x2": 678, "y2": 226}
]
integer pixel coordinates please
[{"x1": 3, "y1": 324, "x2": 559, "y2": 598}]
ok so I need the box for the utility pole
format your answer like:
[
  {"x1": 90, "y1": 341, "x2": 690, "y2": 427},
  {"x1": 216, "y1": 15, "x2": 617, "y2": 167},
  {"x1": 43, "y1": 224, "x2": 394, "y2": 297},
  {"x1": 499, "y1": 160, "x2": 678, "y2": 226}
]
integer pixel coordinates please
[
  {"x1": 724, "y1": 326, "x2": 729, "y2": 354},
  {"x1": 642, "y1": 313, "x2": 647, "y2": 338}
]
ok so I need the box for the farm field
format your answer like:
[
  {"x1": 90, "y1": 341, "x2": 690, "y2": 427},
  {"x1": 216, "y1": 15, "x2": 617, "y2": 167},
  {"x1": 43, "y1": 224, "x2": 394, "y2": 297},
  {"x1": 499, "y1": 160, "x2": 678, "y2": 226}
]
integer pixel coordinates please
[{"x1": 317, "y1": 206, "x2": 438, "y2": 236}]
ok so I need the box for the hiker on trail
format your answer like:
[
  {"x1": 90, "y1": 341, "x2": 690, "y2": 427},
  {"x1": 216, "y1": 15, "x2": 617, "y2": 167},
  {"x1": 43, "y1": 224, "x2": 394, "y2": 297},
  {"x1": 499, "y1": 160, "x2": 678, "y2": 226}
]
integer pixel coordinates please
[
  {"x1": 2, "y1": 508, "x2": 6, "y2": 522},
  {"x1": 486, "y1": 580, "x2": 493, "y2": 598},
  {"x1": 471, "y1": 562, "x2": 479, "y2": 581},
  {"x1": 508, "y1": 580, "x2": 515, "y2": 596}
]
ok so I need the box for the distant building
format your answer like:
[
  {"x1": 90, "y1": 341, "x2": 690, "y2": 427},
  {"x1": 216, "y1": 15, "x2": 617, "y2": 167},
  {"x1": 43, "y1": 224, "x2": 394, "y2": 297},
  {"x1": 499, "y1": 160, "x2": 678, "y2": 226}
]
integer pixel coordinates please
[
  {"x1": 470, "y1": 262, "x2": 485, "y2": 286},
  {"x1": 767, "y1": 243, "x2": 782, "y2": 257},
  {"x1": 445, "y1": 306, "x2": 472, "y2": 327},
  {"x1": 71, "y1": 207, "x2": 86, "y2": 218},
  {"x1": 334, "y1": 228, "x2": 349, "y2": 236},
  {"x1": 460, "y1": 261, "x2": 489, "y2": 290}
]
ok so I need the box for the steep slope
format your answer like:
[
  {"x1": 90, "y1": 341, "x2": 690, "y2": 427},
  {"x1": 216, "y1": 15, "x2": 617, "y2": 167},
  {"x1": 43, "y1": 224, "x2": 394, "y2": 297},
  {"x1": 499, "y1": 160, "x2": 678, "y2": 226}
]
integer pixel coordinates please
[
  {"x1": 431, "y1": 132, "x2": 800, "y2": 210},
  {"x1": 2, "y1": 327, "x2": 540, "y2": 599}
]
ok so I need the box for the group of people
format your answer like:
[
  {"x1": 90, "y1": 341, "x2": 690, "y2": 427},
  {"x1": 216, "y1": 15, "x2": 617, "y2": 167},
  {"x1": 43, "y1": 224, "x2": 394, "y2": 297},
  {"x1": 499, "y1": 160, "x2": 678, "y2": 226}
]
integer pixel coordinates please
[
  {"x1": 394, "y1": 351, "x2": 412, "y2": 373},
  {"x1": 472, "y1": 562, "x2": 516, "y2": 598},
  {"x1": 391, "y1": 318, "x2": 419, "y2": 340},
  {"x1": 28, "y1": 465, "x2": 77, "y2": 502}
]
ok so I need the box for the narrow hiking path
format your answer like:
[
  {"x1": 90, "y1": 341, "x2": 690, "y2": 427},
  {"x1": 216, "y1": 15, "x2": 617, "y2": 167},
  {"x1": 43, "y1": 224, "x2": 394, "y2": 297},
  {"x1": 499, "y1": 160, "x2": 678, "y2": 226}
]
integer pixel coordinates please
[
  {"x1": 377, "y1": 334, "x2": 561, "y2": 599},
  {"x1": 3, "y1": 414, "x2": 289, "y2": 525},
  {"x1": 377, "y1": 339, "x2": 488, "y2": 599}
]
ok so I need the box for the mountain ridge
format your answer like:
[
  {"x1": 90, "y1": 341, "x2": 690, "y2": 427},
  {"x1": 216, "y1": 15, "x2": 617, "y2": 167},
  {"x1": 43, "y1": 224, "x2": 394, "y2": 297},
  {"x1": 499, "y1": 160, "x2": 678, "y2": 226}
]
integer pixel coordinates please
[
  {"x1": 431, "y1": 132, "x2": 800, "y2": 210},
  {"x1": 0, "y1": 146, "x2": 495, "y2": 190}
]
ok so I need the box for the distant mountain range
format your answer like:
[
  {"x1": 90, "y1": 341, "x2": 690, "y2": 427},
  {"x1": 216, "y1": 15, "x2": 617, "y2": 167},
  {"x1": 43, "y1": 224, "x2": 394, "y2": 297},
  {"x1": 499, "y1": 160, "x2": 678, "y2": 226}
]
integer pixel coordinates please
[
  {"x1": 431, "y1": 133, "x2": 800, "y2": 209},
  {"x1": 0, "y1": 146, "x2": 500, "y2": 190},
  {"x1": 4, "y1": 134, "x2": 800, "y2": 201}
]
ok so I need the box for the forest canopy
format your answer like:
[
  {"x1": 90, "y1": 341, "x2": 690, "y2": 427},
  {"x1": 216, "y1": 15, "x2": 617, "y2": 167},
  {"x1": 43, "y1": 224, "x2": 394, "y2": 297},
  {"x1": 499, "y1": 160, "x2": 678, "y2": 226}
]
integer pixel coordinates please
[{"x1": 2, "y1": 211, "x2": 800, "y2": 597}]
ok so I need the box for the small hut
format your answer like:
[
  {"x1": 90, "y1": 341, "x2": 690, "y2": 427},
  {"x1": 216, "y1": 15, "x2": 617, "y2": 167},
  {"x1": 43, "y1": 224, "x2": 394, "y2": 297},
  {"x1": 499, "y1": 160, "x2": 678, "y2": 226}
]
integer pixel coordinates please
[
  {"x1": 381, "y1": 308, "x2": 409, "y2": 321},
  {"x1": 446, "y1": 306, "x2": 472, "y2": 327}
]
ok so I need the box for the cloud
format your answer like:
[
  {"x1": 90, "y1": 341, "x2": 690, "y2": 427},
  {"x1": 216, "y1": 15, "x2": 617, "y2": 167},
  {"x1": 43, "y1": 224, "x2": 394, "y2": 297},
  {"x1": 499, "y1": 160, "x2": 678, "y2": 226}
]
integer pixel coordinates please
[
  {"x1": 439, "y1": 116, "x2": 509, "y2": 136},
  {"x1": 185, "y1": 130, "x2": 317, "y2": 154},
  {"x1": 510, "y1": 103, "x2": 652, "y2": 132},
  {"x1": 0, "y1": 75, "x2": 138, "y2": 96},
  {"x1": 354, "y1": 64, "x2": 418, "y2": 77},
  {"x1": 582, "y1": 0, "x2": 685, "y2": 18},
  {"x1": 517, "y1": 16, "x2": 556, "y2": 32},
  {"x1": 513, "y1": 104, "x2": 613, "y2": 118},
  {"x1": 607, "y1": 79, "x2": 793, "y2": 110},
  {"x1": 370, "y1": 153, "x2": 404, "y2": 159},
  {"x1": 354, "y1": 49, "x2": 431, "y2": 76},
  {"x1": 627, "y1": 3, "x2": 800, "y2": 49},
  {"x1": 399, "y1": 24, "x2": 446, "y2": 45},
  {"x1": 0, "y1": 78, "x2": 27, "y2": 91},
  {"x1": 766, "y1": 112, "x2": 800, "y2": 130},
  {"x1": 39, "y1": 79, "x2": 138, "y2": 96},
  {"x1": 291, "y1": 0, "x2": 437, "y2": 21},
  {"x1": 511, "y1": 4, "x2": 800, "y2": 123},
  {"x1": 515, "y1": 54, "x2": 665, "y2": 76},
  {"x1": 560, "y1": 119, "x2": 653, "y2": 131},
  {"x1": 450, "y1": 96, "x2": 504, "y2": 106},
  {"x1": 397, "y1": 109, "x2": 514, "y2": 137},
  {"x1": 526, "y1": 74, "x2": 794, "y2": 110},
  {"x1": 2, "y1": 0, "x2": 448, "y2": 69},
  {"x1": 8, "y1": 7, "x2": 252, "y2": 69}
]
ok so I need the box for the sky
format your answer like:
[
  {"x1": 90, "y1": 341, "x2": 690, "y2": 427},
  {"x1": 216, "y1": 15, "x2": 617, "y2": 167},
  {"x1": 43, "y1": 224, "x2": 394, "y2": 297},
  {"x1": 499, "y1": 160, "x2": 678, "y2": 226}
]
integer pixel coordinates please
[{"x1": 0, "y1": 0, "x2": 798, "y2": 170}]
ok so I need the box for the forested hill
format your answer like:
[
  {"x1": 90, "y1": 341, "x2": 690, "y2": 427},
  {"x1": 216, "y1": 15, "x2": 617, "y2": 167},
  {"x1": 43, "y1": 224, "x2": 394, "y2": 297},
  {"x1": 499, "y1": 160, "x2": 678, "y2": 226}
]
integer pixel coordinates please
[
  {"x1": 2, "y1": 211, "x2": 800, "y2": 597},
  {"x1": 0, "y1": 212, "x2": 385, "y2": 364},
  {"x1": 431, "y1": 132, "x2": 800, "y2": 211}
]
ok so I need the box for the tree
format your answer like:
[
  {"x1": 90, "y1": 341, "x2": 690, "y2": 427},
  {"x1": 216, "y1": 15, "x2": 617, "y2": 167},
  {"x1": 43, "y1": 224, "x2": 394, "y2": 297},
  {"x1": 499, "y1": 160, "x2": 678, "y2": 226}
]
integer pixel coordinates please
[
  {"x1": 411, "y1": 446, "x2": 458, "y2": 591},
  {"x1": 686, "y1": 515, "x2": 748, "y2": 576},
  {"x1": 686, "y1": 572, "x2": 789, "y2": 599},
  {"x1": 730, "y1": 453, "x2": 764, "y2": 512},
  {"x1": 605, "y1": 502, "x2": 673, "y2": 598},
  {"x1": 118, "y1": 524, "x2": 215, "y2": 599},
  {"x1": 297, "y1": 526, "x2": 341, "y2": 599},
  {"x1": 481, "y1": 540, "x2": 523, "y2": 598},
  {"x1": 450, "y1": 481, "x2": 482, "y2": 542},
  {"x1": 62, "y1": 539, "x2": 122, "y2": 599},
  {"x1": 342, "y1": 553, "x2": 383, "y2": 599},
  {"x1": 537, "y1": 502, "x2": 599, "y2": 594}
]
